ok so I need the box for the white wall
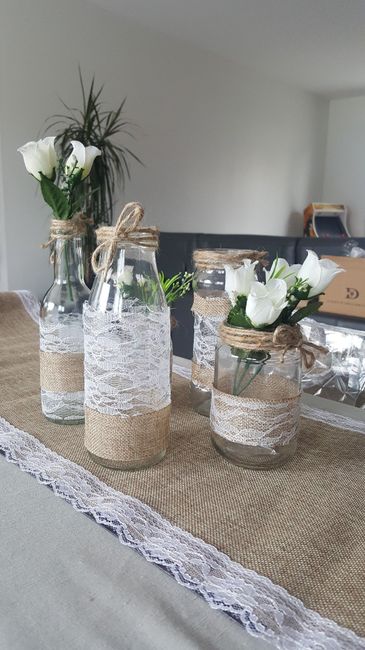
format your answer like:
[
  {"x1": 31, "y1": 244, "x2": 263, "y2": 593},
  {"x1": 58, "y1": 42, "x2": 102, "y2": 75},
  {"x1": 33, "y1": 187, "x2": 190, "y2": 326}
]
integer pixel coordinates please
[
  {"x1": 322, "y1": 96, "x2": 365, "y2": 237},
  {"x1": 0, "y1": 0, "x2": 329, "y2": 298}
]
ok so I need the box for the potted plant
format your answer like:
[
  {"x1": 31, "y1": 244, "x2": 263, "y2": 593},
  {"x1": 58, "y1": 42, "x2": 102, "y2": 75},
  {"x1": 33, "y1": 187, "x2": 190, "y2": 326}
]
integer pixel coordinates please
[{"x1": 47, "y1": 69, "x2": 142, "y2": 282}]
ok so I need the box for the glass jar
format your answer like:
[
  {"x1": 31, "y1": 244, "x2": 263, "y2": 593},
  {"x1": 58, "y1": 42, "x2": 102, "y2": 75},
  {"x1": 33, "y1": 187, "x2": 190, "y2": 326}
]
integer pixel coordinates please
[
  {"x1": 211, "y1": 339, "x2": 301, "y2": 468},
  {"x1": 191, "y1": 249, "x2": 264, "y2": 416},
  {"x1": 84, "y1": 231, "x2": 171, "y2": 470},
  {"x1": 40, "y1": 232, "x2": 90, "y2": 424}
]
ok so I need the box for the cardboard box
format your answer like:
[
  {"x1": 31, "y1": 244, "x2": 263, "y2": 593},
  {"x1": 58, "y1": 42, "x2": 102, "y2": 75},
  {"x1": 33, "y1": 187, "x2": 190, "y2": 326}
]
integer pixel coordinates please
[{"x1": 319, "y1": 256, "x2": 365, "y2": 319}]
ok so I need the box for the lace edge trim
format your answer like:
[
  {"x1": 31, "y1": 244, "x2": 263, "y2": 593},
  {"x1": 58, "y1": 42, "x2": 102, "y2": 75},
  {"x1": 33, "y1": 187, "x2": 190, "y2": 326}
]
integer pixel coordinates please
[
  {"x1": 172, "y1": 362, "x2": 365, "y2": 435},
  {"x1": 0, "y1": 416, "x2": 363, "y2": 650},
  {"x1": 15, "y1": 290, "x2": 40, "y2": 324}
]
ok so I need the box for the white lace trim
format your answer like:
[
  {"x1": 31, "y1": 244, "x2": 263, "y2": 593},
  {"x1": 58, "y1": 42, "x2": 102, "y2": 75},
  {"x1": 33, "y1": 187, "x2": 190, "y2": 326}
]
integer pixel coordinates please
[
  {"x1": 0, "y1": 417, "x2": 364, "y2": 649},
  {"x1": 210, "y1": 387, "x2": 300, "y2": 448},
  {"x1": 192, "y1": 313, "x2": 223, "y2": 386},
  {"x1": 40, "y1": 314, "x2": 84, "y2": 354},
  {"x1": 83, "y1": 304, "x2": 171, "y2": 416},
  {"x1": 173, "y1": 361, "x2": 365, "y2": 435},
  {"x1": 15, "y1": 290, "x2": 40, "y2": 323},
  {"x1": 41, "y1": 389, "x2": 85, "y2": 422}
]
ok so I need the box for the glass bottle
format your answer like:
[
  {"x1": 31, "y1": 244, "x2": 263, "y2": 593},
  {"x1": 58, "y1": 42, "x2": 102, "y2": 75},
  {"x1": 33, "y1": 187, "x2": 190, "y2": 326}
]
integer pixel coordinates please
[
  {"x1": 191, "y1": 249, "x2": 263, "y2": 417},
  {"x1": 84, "y1": 240, "x2": 171, "y2": 470},
  {"x1": 211, "y1": 341, "x2": 301, "y2": 468},
  {"x1": 40, "y1": 234, "x2": 90, "y2": 424}
]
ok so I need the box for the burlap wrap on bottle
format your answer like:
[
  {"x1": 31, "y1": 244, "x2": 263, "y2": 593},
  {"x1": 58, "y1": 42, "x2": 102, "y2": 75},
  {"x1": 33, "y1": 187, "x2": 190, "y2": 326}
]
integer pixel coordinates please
[
  {"x1": 39, "y1": 215, "x2": 87, "y2": 404},
  {"x1": 191, "y1": 248, "x2": 267, "y2": 391},
  {"x1": 39, "y1": 350, "x2": 84, "y2": 392},
  {"x1": 39, "y1": 314, "x2": 85, "y2": 416},
  {"x1": 191, "y1": 293, "x2": 231, "y2": 390},
  {"x1": 83, "y1": 305, "x2": 171, "y2": 463},
  {"x1": 211, "y1": 323, "x2": 326, "y2": 449}
]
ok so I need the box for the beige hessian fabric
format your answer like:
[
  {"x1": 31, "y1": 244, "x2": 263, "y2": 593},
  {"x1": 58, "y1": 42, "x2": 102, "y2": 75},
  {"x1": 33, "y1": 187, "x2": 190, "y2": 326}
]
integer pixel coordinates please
[
  {"x1": 40, "y1": 351, "x2": 84, "y2": 392},
  {"x1": 1, "y1": 292, "x2": 365, "y2": 637},
  {"x1": 85, "y1": 405, "x2": 170, "y2": 463}
]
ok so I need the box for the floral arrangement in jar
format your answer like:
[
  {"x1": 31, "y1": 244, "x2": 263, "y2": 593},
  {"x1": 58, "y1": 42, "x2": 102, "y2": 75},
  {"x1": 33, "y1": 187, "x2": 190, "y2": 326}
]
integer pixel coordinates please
[
  {"x1": 210, "y1": 251, "x2": 343, "y2": 468},
  {"x1": 18, "y1": 136, "x2": 100, "y2": 424}
]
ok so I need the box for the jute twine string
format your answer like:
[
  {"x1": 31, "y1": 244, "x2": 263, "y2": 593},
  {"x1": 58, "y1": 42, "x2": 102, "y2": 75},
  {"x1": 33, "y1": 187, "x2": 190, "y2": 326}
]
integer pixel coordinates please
[
  {"x1": 41, "y1": 213, "x2": 88, "y2": 264},
  {"x1": 220, "y1": 322, "x2": 327, "y2": 370},
  {"x1": 193, "y1": 248, "x2": 268, "y2": 270},
  {"x1": 91, "y1": 202, "x2": 159, "y2": 280},
  {"x1": 42, "y1": 213, "x2": 88, "y2": 248}
]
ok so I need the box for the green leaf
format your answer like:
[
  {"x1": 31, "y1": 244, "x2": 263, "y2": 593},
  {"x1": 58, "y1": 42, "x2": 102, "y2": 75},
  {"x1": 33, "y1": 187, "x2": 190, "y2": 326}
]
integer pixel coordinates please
[
  {"x1": 40, "y1": 174, "x2": 70, "y2": 219},
  {"x1": 288, "y1": 301, "x2": 322, "y2": 324}
]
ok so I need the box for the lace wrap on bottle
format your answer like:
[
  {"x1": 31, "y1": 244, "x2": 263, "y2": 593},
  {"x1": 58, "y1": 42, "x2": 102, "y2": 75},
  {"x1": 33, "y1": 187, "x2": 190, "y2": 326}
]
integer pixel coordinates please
[
  {"x1": 83, "y1": 304, "x2": 171, "y2": 463},
  {"x1": 39, "y1": 315, "x2": 85, "y2": 422},
  {"x1": 191, "y1": 294, "x2": 230, "y2": 390}
]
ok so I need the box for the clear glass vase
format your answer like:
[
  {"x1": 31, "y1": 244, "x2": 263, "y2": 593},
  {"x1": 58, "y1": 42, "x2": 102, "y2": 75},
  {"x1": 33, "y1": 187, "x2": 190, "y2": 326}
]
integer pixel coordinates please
[
  {"x1": 191, "y1": 248, "x2": 262, "y2": 417},
  {"x1": 211, "y1": 341, "x2": 301, "y2": 468},
  {"x1": 84, "y1": 241, "x2": 171, "y2": 470},
  {"x1": 40, "y1": 235, "x2": 90, "y2": 424},
  {"x1": 191, "y1": 265, "x2": 227, "y2": 416}
]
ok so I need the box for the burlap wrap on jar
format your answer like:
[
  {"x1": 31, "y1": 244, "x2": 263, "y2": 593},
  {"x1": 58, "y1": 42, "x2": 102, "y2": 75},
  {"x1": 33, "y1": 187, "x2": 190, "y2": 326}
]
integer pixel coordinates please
[
  {"x1": 211, "y1": 322, "x2": 326, "y2": 451},
  {"x1": 191, "y1": 248, "x2": 267, "y2": 391},
  {"x1": 84, "y1": 202, "x2": 171, "y2": 468}
]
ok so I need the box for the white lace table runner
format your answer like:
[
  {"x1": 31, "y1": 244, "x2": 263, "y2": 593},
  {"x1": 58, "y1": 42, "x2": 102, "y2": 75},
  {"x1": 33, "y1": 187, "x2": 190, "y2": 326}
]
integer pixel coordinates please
[{"x1": 0, "y1": 413, "x2": 364, "y2": 650}]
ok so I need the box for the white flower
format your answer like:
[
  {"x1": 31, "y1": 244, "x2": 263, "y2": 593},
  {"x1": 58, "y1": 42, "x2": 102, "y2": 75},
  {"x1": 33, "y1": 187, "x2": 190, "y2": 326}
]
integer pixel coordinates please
[
  {"x1": 65, "y1": 141, "x2": 101, "y2": 180},
  {"x1": 224, "y1": 260, "x2": 258, "y2": 305},
  {"x1": 265, "y1": 258, "x2": 301, "y2": 288},
  {"x1": 17, "y1": 136, "x2": 57, "y2": 181},
  {"x1": 246, "y1": 279, "x2": 288, "y2": 328},
  {"x1": 118, "y1": 265, "x2": 134, "y2": 286},
  {"x1": 136, "y1": 274, "x2": 146, "y2": 287},
  {"x1": 297, "y1": 250, "x2": 344, "y2": 297}
]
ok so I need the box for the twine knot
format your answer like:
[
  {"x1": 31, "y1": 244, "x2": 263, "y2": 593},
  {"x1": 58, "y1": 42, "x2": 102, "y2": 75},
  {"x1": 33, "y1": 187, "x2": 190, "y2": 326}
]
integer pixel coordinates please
[
  {"x1": 91, "y1": 202, "x2": 159, "y2": 279},
  {"x1": 41, "y1": 214, "x2": 87, "y2": 263},
  {"x1": 220, "y1": 322, "x2": 327, "y2": 370}
]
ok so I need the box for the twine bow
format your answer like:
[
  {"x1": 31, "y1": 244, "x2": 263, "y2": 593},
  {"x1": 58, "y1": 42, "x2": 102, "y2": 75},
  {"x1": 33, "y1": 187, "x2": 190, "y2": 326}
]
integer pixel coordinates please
[
  {"x1": 272, "y1": 324, "x2": 327, "y2": 369},
  {"x1": 220, "y1": 322, "x2": 327, "y2": 370},
  {"x1": 91, "y1": 202, "x2": 159, "y2": 279}
]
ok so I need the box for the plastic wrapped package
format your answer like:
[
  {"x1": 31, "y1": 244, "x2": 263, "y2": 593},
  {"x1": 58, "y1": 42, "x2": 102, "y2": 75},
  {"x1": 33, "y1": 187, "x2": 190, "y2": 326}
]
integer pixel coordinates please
[{"x1": 301, "y1": 318, "x2": 365, "y2": 408}]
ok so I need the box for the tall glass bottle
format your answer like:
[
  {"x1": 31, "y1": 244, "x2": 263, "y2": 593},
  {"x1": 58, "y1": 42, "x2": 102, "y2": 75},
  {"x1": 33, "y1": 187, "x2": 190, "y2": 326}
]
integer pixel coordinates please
[
  {"x1": 191, "y1": 249, "x2": 264, "y2": 417},
  {"x1": 84, "y1": 213, "x2": 171, "y2": 470},
  {"x1": 40, "y1": 230, "x2": 90, "y2": 424}
]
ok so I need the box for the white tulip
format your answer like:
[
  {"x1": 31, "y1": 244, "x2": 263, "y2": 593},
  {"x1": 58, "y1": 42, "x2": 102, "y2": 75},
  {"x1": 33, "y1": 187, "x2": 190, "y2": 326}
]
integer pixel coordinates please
[
  {"x1": 65, "y1": 141, "x2": 101, "y2": 180},
  {"x1": 17, "y1": 136, "x2": 57, "y2": 181},
  {"x1": 246, "y1": 279, "x2": 288, "y2": 328},
  {"x1": 118, "y1": 265, "x2": 134, "y2": 286},
  {"x1": 297, "y1": 250, "x2": 344, "y2": 297},
  {"x1": 224, "y1": 260, "x2": 258, "y2": 305},
  {"x1": 265, "y1": 258, "x2": 301, "y2": 288}
]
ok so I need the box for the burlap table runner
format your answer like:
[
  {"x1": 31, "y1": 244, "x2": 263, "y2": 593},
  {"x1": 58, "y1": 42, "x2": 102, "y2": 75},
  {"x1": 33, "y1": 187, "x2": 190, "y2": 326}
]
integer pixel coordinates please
[{"x1": 1, "y1": 292, "x2": 365, "y2": 639}]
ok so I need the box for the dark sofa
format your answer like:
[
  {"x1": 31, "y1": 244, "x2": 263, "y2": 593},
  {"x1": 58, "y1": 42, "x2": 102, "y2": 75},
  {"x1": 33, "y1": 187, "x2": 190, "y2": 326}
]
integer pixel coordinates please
[{"x1": 157, "y1": 233, "x2": 365, "y2": 359}]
